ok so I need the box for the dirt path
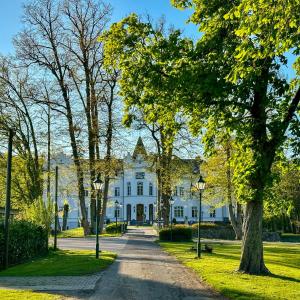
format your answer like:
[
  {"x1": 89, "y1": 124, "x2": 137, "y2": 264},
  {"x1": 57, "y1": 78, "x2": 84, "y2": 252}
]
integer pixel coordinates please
[{"x1": 89, "y1": 227, "x2": 224, "y2": 300}]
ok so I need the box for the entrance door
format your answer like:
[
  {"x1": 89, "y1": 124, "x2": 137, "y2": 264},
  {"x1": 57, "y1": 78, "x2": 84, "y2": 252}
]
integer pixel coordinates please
[
  {"x1": 127, "y1": 204, "x2": 131, "y2": 223},
  {"x1": 136, "y1": 204, "x2": 144, "y2": 224},
  {"x1": 149, "y1": 204, "x2": 154, "y2": 224}
]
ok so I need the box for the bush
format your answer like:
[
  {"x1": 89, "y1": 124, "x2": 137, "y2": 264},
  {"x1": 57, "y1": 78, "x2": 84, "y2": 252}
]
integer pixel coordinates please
[
  {"x1": 192, "y1": 223, "x2": 235, "y2": 240},
  {"x1": 159, "y1": 225, "x2": 193, "y2": 242},
  {"x1": 105, "y1": 222, "x2": 127, "y2": 233},
  {"x1": 0, "y1": 220, "x2": 48, "y2": 269}
]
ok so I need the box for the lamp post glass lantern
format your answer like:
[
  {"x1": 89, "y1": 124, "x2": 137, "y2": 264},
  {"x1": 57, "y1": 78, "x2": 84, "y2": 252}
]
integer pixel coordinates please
[
  {"x1": 195, "y1": 175, "x2": 205, "y2": 258},
  {"x1": 93, "y1": 175, "x2": 104, "y2": 259},
  {"x1": 169, "y1": 196, "x2": 175, "y2": 241}
]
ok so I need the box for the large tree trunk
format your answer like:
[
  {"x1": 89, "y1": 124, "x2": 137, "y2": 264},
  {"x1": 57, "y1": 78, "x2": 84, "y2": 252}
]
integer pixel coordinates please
[{"x1": 239, "y1": 200, "x2": 270, "y2": 274}]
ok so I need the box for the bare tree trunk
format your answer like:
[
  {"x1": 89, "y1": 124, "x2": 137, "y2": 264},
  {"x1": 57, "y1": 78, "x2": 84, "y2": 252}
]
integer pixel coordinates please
[
  {"x1": 226, "y1": 144, "x2": 242, "y2": 240},
  {"x1": 47, "y1": 98, "x2": 51, "y2": 197},
  {"x1": 99, "y1": 82, "x2": 114, "y2": 234}
]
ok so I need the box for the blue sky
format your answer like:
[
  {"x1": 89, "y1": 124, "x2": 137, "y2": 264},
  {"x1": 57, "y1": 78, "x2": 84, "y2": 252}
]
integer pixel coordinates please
[
  {"x1": 0, "y1": 0, "x2": 295, "y2": 76},
  {"x1": 0, "y1": 0, "x2": 199, "y2": 54}
]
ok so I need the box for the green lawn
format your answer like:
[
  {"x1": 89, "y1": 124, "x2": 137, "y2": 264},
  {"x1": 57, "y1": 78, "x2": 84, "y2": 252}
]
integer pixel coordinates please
[
  {"x1": 0, "y1": 249, "x2": 116, "y2": 276},
  {"x1": 159, "y1": 242, "x2": 300, "y2": 300},
  {"x1": 0, "y1": 290, "x2": 61, "y2": 300},
  {"x1": 56, "y1": 227, "x2": 121, "y2": 238}
]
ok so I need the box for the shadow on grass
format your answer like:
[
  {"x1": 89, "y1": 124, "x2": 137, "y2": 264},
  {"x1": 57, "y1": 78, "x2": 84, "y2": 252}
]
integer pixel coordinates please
[
  {"x1": 220, "y1": 287, "x2": 276, "y2": 300},
  {"x1": 268, "y1": 273, "x2": 300, "y2": 283}
]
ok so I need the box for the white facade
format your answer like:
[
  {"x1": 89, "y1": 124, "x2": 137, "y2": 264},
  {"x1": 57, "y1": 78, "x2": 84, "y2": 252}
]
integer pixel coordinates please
[{"x1": 48, "y1": 139, "x2": 228, "y2": 229}]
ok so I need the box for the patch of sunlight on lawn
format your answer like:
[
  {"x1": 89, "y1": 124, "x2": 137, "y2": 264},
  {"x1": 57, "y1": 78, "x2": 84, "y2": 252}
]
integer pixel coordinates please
[
  {"x1": 0, "y1": 290, "x2": 61, "y2": 300},
  {"x1": 0, "y1": 250, "x2": 116, "y2": 276},
  {"x1": 56, "y1": 227, "x2": 121, "y2": 238},
  {"x1": 159, "y1": 242, "x2": 300, "y2": 300}
]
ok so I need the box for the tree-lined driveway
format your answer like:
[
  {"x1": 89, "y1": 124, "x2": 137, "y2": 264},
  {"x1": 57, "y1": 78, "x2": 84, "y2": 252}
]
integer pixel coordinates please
[{"x1": 59, "y1": 227, "x2": 224, "y2": 300}]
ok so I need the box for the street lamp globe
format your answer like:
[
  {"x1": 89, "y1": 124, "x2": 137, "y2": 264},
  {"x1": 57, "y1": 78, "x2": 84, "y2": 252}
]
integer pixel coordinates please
[
  {"x1": 195, "y1": 175, "x2": 206, "y2": 191},
  {"x1": 93, "y1": 175, "x2": 103, "y2": 191}
]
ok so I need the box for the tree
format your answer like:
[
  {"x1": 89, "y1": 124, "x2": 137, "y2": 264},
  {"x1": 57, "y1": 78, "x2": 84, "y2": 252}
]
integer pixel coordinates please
[
  {"x1": 168, "y1": 0, "x2": 300, "y2": 274},
  {"x1": 101, "y1": 16, "x2": 189, "y2": 225},
  {"x1": 62, "y1": 0, "x2": 112, "y2": 233},
  {"x1": 202, "y1": 138, "x2": 243, "y2": 240},
  {"x1": 103, "y1": 1, "x2": 300, "y2": 273},
  {"x1": 14, "y1": 0, "x2": 91, "y2": 234},
  {"x1": 264, "y1": 158, "x2": 300, "y2": 233},
  {"x1": 0, "y1": 58, "x2": 44, "y2": 205}
]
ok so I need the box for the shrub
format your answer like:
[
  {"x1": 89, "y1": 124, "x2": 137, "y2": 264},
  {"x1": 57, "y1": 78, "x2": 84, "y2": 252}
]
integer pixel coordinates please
[
  {"x1": 159, "y1": 225, "x2": 193, "y2": 242},
  {"x1": 192, "y1": 223, "x2": 235, "y2": 240},
  {"x1": 0, "y1": 220, "x2": 48, "y2": 269},
  {"x1": 105, "y1": 222, "x2": 127, "y2": 233}
]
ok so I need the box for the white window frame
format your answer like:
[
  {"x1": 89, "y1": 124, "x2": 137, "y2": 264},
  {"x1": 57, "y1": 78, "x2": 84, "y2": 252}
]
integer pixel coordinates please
[
  {"x1": 114, "y1": 207, "x2": 120, "y2": 218},
  {"x1": 137, "y1": 182, "x2": 143, "y2": 196},
  {"x1": 209, "y1": 207, "x2": 216, "y2": 218},
  {"x1": 179, "y1": 187, "x2": 184, "y2": 197},
  {"x1": 149, "y1": 183, "x2": 153, "y2": 196},
  {"x1": 192, "y1": 206, "x2": 198, "y2": 218},
  {"x1": 115, "y1": 187, "x2": 120, "y2": 197},
  {"x1": 174, "y1": 206, "x2": 184, "y2": 218},
  {"x1": 127, "y1": 182, "x2": 131, "y2": 196}
]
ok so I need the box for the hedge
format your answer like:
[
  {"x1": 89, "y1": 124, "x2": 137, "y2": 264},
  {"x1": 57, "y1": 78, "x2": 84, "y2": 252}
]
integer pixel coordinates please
[
  {"x1": 191, "y1": 223, "x2": 281, "y2": 241},
  {"x1": 0, "y1": 220, "x2": 48, "y2": 269},
  {"x1": 192, "y1": 223, "x2": 236, "y2": 240},
  {"x1": 159, "y1": 225, "x2": 193, "y2": 241},
  {"x1": 105, "y1": 222, "x2": 127, "y2": 233}
]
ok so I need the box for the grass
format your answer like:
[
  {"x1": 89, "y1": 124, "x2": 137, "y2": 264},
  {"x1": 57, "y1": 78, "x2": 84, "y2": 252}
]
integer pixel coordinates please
[
  {"x1": 0, "y1": 249, "x2": 116, "y2": 276},
  {"x1": 0, "y1": 290, "x2": 61, "y2": 300},
  {"x1": 56, "y1": 227, "x2": 121, "y2": 238},
  {"x1": 159, "y1": 241, "x2": 300, "y2": 300}
]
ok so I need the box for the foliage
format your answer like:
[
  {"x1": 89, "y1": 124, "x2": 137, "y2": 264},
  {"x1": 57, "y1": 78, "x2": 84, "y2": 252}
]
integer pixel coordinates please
[
  {"x1": 0, "y1": 155, "x2": 43, "y2": 209},
  {"x1": 0, "y1": 220, "x2": 48, "y2": 269},
  {"x1": 0, "y1": 249, "x2": 116, "y2": 276},
  {"x1": 159, "y1": 225, "x2": 193, "y2": 241},
  {"x1": 160, "y1": 241, "x2": 300, "y2": 300},
  {"x1": 23, "y1": 197, "x2": 54, "y2": 235},
  {"x1": 264, "y1": 159, "x2": 300, "y2": 225},
  {"x1": 105, "y1": 222, "x2": 127, "y2": 233}
]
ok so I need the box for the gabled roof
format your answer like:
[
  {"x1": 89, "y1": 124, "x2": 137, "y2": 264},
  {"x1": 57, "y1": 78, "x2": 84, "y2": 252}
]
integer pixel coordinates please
[{"x1": 132, "y1": 137, "x2": 147, "y2": 159}]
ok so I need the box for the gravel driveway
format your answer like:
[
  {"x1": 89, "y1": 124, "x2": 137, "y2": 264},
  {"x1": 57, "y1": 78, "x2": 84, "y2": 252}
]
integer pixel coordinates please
[{"x1": 88, "y1": 227, "x2": 224, "y2": 300}]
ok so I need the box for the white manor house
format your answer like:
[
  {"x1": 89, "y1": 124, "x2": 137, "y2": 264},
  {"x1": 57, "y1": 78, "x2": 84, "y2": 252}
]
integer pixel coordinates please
[{"x1": 50, "y1": 138, "x2": 229, "y2": 229}]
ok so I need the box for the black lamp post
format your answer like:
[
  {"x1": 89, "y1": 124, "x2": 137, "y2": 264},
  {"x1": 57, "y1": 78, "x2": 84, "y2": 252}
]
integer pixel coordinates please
[
  {"x1": 169, "y1": 196, "x2": 175, "y2": 241},
  {"x1": 195, "y1": 175, "x2": 206, "y2": 258},
  {"x1": 93, "y1": 174, "x2": 104, "y2": 259},
  {"x1": 115, "y1": 200, "x2": 119, "y2": 231}
]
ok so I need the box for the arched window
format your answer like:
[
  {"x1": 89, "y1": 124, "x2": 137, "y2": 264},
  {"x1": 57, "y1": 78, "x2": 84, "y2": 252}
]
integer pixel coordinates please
[
  {"x1": 127, "y1": 182, "x2": 131, "y2": 196},
  {"x1": 149, "y1": 183, "x2": 153, "y2": 196},
  {"x1": 137, "y1": 182, "x2": 143, "y2": 196}
]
